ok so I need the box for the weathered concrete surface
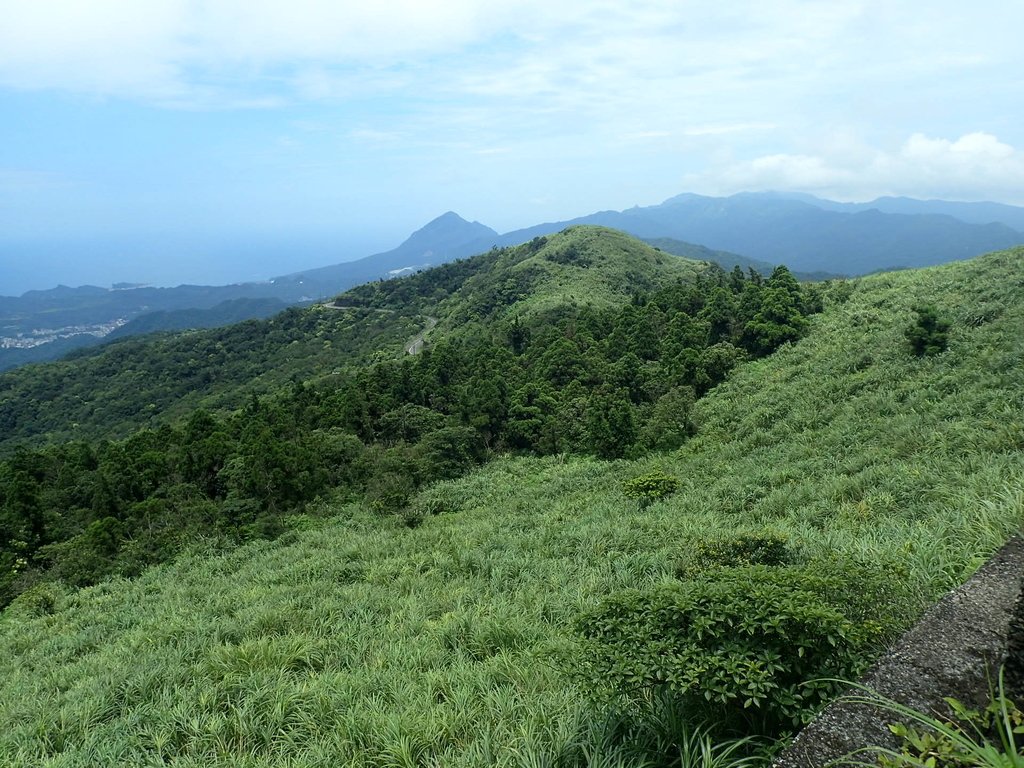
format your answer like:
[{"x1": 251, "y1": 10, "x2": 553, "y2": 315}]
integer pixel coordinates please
[
  {"x1": 1005, "y1": 585, "x2": 1024, "y2": 700},
  {"x1": 773, "y1": 535, "x2": 1024, "y2": 768}
]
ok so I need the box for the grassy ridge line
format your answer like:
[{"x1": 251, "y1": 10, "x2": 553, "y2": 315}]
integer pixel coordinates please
[
  {"x1": 449, "y1": 226, "x2": 703, "y2": 323},
  {"x1": 0, "y1": 248, "x2": 1022, "y2": 766}
]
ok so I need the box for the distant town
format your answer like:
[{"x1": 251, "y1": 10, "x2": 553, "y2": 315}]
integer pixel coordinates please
[{"x1": 0, "y1": 319, "x2": 126, "y2": 349}]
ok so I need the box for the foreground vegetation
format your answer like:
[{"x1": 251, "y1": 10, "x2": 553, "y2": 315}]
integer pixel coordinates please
[{"x1": 0, "y1": 242, "x2": 1022, "y2": 765}]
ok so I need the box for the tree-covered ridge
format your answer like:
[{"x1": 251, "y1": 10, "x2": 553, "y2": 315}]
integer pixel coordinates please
[
  {"x1": 0, "y1": 242, "x2": 818, "y2": 607},
  {"x1": 0, "y1": 305, "x2": 425, "y2": 448},
  {"x1": 0, "y1": 227, "x2": 700, "y2": 451},
  {"x1": 0, "y1": 246, "x2": 1021, "y2": 766}
]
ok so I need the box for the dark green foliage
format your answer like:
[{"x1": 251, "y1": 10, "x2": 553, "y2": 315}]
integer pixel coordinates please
[
  {"x1": 586, "y1": 389, "x2": 637, "y2": 459},
  {"x1": 675, "y1": 532, "x2": 794, "y2": 578},
  {"x1": 0, "y1": 304, "x2": 423, "y2": 448},
  {"x1": 574, "y1": 565, "x2": 890, "y2": 737},
  {"x1": 39, "y1": 517, "x2": 124, "y2": 588},
  {"x1": 741, "y1": 267, "x2": 809, "y2": 355},
  {"x1": 364, "y1": 471, "x2": 416, "y2": 514},
  {"x1": 549, "y1": 695, "x2": 766, "y2": 768},
  {"x1": 637, "y1": 386, "x2": 696, "y2": 452},
  {"x1": 622, "y1": 470, "x2": 681, "y2": 509},
  {"x1": 906, "y1": 304, "x2": 951, "y2": 356}
]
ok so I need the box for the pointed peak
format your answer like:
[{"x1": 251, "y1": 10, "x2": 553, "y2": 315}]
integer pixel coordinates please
[
  {"x1": 401, "y1": 212, "x2": 498, "y2": 247},
  {"x1": 418, "y1": 211, "x2": 471, "y2": 229}
]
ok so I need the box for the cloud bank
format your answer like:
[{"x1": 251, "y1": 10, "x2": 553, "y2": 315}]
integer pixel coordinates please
[{"x1": 688, "y1": 132, "x2": 1024, "y2": 204}]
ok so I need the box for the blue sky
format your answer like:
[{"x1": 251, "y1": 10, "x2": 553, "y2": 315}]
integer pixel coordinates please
[{"x1": 2, "y1": 0, "x2": 1023, "y2": 294}]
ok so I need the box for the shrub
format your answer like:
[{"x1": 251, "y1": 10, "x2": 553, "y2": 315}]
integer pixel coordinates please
[
  {"x1": 676, "y1": 532, "x2": 794, "y2": 578},
  {"x1": 573, "y1": 565, "x2": 888, "y2": 737},
  {"x1": 906, "y1": 305, "x2": 950, "y2": 356},
  {"x1": 409, "y1": 480, "x2": 470, "y2": 518},
  {"x1": 5, "y1": 579, "x2": 67, "y2": 618},
  {"x1": 38, "y1": 516, "x2": 124, "y2": 588},
  {"x1": 364, "y1": 471, "x2": 415, "y2": 514},
  {"x1": 623, "y1": 470, "x2": 681, "y2": 509}
]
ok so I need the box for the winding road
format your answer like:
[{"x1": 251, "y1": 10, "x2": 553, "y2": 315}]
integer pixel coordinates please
[{"x1": 404, "y1": 316, "x2": 438, "y2": 355}]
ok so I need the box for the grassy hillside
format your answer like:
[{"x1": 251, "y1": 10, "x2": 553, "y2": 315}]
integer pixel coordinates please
[
  {"x1": 2, "y1": 227, "x2": 805, "y2": 610},
  {"x1": 0, "y1": 305, "x2": 425, "y2": 449},
  {"x1": 450, "y1": 226, "x2": 702, "y2": 322},
  {"x1": 1, "y1": 247, "x2": 1021, "y2": 766}
]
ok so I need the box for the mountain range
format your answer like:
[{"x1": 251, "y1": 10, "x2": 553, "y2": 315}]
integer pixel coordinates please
[{"x1": 1, "y1": 191, "x2": 1021, "y2": 370}]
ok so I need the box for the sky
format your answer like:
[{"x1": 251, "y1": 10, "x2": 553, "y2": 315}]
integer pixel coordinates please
[{"x1": 2, "y1": 0, "x2": 1023, "y2": 294}]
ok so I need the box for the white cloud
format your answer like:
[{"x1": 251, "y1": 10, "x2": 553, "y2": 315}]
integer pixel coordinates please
[
  {"x1": 3, "y1": 0, "x2": 1024, "y2": 212},
  {"x1": 686, "y1": 132, "x2": 1024, "y2": 204},
  {"x1": 0, "y1": 0, "x2": 188, "y2": 98},
  {"x1": 902, "y1": 132, "x2": 1015, "y2": 164},
  {"x1": 3, "y1": 0, "x2": 1018, "y2": 110}
]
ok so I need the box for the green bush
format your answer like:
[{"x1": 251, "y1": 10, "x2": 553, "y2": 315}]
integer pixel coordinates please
[
  {"x1": 409, "y1": 480, "x2": 471, "y2": 518},
  {"x1": 676, "y1": 532, "x2": 794, "y2": 578},
  {"x1": 5, "y1": 579, "x2": 67, "y2": 618},
  {"x1": 573, "y1": 565, "x2": 887, "y2": 737},
  {"x1": 38, "y1": 517, "x2": 124, "y2": 588},
  {"x1": 364, "y1": 471, "x2": 415, "y2": 514},
  {"x1": 623, "y1": 470, "x2": 681, "y2": 509},
  {"x1": 906, "y1": 304, "x2": 951, "y2": 356}
]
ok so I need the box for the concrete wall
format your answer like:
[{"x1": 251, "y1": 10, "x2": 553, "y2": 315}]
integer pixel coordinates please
[{"x1": 773, "y1": 536, "x2": 1024, "y2": 768}]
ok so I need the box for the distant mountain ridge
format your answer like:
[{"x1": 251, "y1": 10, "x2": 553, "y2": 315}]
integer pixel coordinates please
[
  {"x1": 493, "y1": 193, "x2": 1024, "y2": 275},
  {"x1": 755, "y1": 191, "x2": 1024, "y2": 231},
  {"x1": 0, "y1": 214, "x2": 498, "y2": 371},
  {"x1": 640, "y1": 237, "x2": 841, "y2": 282},
  {"x1": 268, "y1": 212, "x2": 498, "y2": 298},
  {"x1": 3, "y1": 192, "x2": 1022, "y2": 371}
]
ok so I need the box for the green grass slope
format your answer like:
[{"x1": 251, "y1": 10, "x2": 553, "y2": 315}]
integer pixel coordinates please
[
  {"x1": 446, "y1": 226, "x2": 703, "y2": 323},
  {"x1": 1, "y1": 248, "x2": 1022, "y2": 766}
]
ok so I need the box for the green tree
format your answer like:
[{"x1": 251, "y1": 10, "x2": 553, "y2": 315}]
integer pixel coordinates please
[
  {"x1": 699, "y1": 287, "x2": 736, "y2": 343},
  {"x1": 636, "y1": 386, "x2": 696, "y2": 453},
  {"x1": 906, "y1": 304, "x2": 950, "y2": 356},
  {"x1": 741, "y1": 267, "x2": 808, "y2": 355},
  {"x1": 586, "y1": 388, "x2": 637, "y2": 459},
  {"x1": 622, "y1": 469, "x2": 681, "y2": 508}
]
